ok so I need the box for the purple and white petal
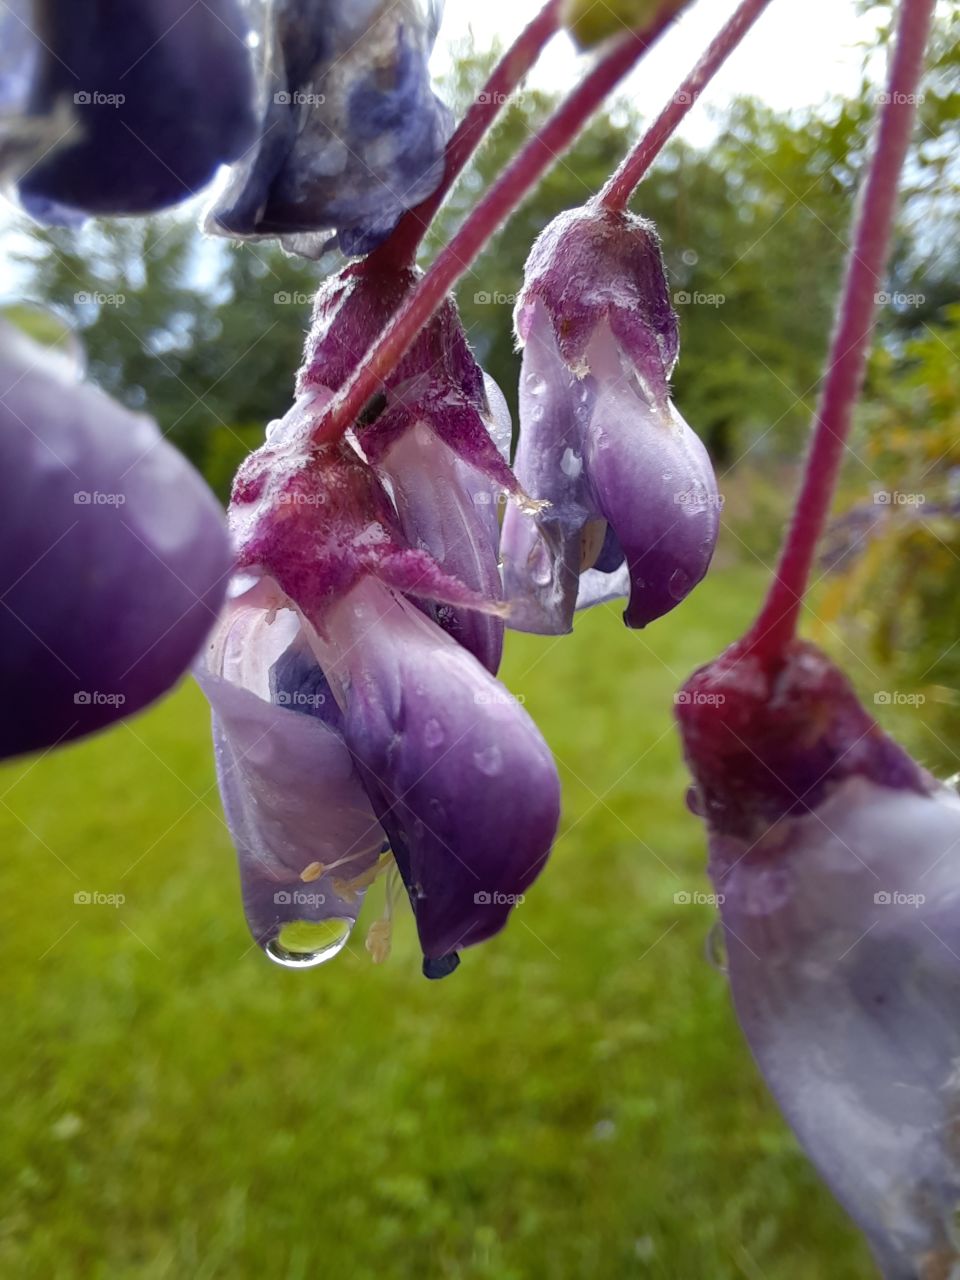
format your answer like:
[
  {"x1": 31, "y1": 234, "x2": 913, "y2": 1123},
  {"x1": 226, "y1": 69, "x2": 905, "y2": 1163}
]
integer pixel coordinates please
[
  {"x1": 196, "y1": 600, "x2": 385, "y2": 966},
  {"x1": 312, "y1": 576, "x2": 561, "y2": 968}
]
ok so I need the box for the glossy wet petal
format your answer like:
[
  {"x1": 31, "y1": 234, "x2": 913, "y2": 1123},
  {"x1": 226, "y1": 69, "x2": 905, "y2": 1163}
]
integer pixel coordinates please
[
  {"x1": 314, "y1": 576, "x2": 561, "y2": 966},
  {"x1": 196, "y1": 601, "x2": 385, "y2": 964}
]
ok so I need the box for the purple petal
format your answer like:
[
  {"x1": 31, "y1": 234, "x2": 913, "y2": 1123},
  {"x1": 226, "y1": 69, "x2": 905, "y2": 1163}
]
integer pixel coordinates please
[
  {"x1": 583, "y1": 324, "x2": 720, "y2": 628},
  {"x1": 9, "y1": 0, "x2": 256, "y2": 219},
  {"x1": 315, "y1": 577, "x2": 561, "y2": 965},
  {"x1": 196, "y1": 600, "x2": 385, "y2": 966},
  {"x1": 206, "y1": 0, "x2": 451, "y2": 257},
  {"x1": 0, "y1": 321, "x2": 230, "y2": 758}
]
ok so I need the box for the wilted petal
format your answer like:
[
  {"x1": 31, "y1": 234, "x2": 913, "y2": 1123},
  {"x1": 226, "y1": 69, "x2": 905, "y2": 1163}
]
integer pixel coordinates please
[
  {"x1": 0, "y1": 321, "x2": 230, "y2": 757},
  {"x1": 196, "y1": 600, "x2": 386, "y2": 966},
  {"x1": 313, "y1": 576, "x2": 561, "y2": 969},
  {"x1": 5, "y1": 0, "x2": 256, "y2": 220},
  {"x1": 713, "y1": 777, "x2": 960, "y2": 1279},
  {"x1": 207, "y1": 0, "x2": 452, "y2": 257}
]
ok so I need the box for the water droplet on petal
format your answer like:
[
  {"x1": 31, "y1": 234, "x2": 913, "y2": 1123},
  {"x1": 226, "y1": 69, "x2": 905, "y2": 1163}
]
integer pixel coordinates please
[
  {"x1": 265, "y1": 918, "x2": 353, "y2": 969},
  {"x1": 561, "y1": 447, "x2": 583, "y2": 479},
  {"x1": 473, "y1": 744, "x2": 503, "y2": 776},
  {"x1": 668, "y1": 569, "x2": 690, "y2": 600},
  {"x1": 525, "y1": 373, "x2": 546, "y2": 395},
  {"x1": 423, "y1": 717, "x2": 444, "y2": 749},
  {"x1": 705, "y1": 920, "x2": 727, "y2": 975},
  {"x1": 685, "y1": 784, "x2": 704, "y2": 816}
]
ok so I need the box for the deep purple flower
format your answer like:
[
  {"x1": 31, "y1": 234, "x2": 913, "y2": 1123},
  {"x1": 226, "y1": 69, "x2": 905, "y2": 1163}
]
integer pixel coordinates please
[
  {"x1": 502, "y1": 205, "x2": 720, "y2": 634},
  {"x1": 202, "y1": 395, "x2": 561, "y2": 975},
  {"x1": 206, "y1": 0, "x2": 452, "y2": 257},
  {"x1": 313, "y1": 575, "x2": 561, "y2": 967},
  {"x1": 0, "y1": 320, "x2": 231, "y2": 757},
  {"x1": 677, "y1": 638, "x2": 960, "y2": 1277},
  {"x1": 2, "y1": 0, "x2": 256, "y2": 221}
]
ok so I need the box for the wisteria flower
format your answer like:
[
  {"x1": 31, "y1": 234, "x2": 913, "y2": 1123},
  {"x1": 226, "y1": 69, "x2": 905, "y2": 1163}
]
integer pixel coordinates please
[
  {"x1": 207, "y1": 0, "x2": 452, "y2": 257},
  {"x1": 1, "y1": 0, "x2": 256, "y2": 221},
  {"x1": 0, "y1": 319, "x2": 231, "y2": 757},
  {"x1": 501, "y1": 205, "x2": 720, "y2": 634},
  {"x1": 200, "y1": 392, "x2": 560, "y2": 975},
  {"x1": 677, "y1": 638, "x2": 960, "y2": 1278}
]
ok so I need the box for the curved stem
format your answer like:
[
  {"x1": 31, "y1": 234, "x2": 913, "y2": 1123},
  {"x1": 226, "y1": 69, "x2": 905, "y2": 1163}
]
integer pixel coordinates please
[
  {"x1": 598, "y1": 0, "x2": 775, "y2": 212},
  {"x1": 746, "y1": 0, "x2": 935, "y2": 660},
  {"x1": 370, "y1": 0, "x2": 564, "y2": 270},
  {"x1": 312, "y1": 3, "x2": 681, "y2": 446}
]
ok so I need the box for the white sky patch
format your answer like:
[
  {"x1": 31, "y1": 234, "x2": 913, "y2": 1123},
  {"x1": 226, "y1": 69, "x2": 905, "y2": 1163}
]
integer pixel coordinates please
[{"x1": 434, "y1": 0, "x2": 887, "y2": 146}]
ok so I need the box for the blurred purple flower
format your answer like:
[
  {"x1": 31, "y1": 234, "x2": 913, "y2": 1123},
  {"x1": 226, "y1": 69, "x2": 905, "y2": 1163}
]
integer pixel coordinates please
[
  {"x1": 677, "y1": 639, "x2": 960, "y2": 1277},
  {"x1": 2, "y1": 0, "x2": 256, "y2": 220},
  {"x1": 207, "y1": 0, "x2": 452, "y2": 257},
  {"x1": 0, "y1": 319, "x2": 231, "y2": 757},
  {"x1": 502, "y1": 206, "x2": 719, "y2": 634}
]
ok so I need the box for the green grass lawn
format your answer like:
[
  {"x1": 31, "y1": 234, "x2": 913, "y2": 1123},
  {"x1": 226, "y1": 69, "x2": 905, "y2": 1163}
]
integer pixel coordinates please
[{"x1": 0, "y1": 565, "x2": 873, "y2": 1279}]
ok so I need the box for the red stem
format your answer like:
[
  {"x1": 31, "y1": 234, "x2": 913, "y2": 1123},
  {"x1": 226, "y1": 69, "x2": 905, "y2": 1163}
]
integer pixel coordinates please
[
  {"x1": 745, "y1": 0, "x2": 935, "y2": 661},
  {"x1": 312, "y1": 3, "x2": 681, "y2": 446},
  {"x1": 598, "y1": 0, "x2": 775, "y2": 212},
  {"x1": 371, "y1": 0, "x2": 564, "y2": 270}
]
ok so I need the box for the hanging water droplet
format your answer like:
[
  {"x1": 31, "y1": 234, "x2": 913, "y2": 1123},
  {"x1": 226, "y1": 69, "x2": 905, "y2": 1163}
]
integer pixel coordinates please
[
  {"x1": 473, "y1": 744, "x2": 503, "y2": 776},
  {"x1": 423, "y1": 717, "x2": 444, "y2": 749},
  {"x1": 705, "y1": 920, "x2": 728, "y2": 975},
  {"x1": 560, "y1": 447, "x2": 583, "y2": 479},
  {"x1": 668, "y1": 568, "x2": 690, "y2": 600},
  {"x1": 265, "y1": 918, "x2": 353, "y2": 969},
  {"x1": 685, "y1": 784, "x2": 705, "y2": 816}
]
